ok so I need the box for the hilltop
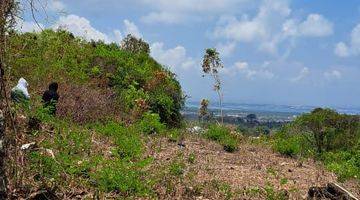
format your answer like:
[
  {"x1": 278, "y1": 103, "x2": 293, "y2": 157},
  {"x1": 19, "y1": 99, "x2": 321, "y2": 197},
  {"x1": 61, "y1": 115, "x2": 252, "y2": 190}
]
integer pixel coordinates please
[{"x1": 2, "y1": 30, "x2": 359, "y2": 199}]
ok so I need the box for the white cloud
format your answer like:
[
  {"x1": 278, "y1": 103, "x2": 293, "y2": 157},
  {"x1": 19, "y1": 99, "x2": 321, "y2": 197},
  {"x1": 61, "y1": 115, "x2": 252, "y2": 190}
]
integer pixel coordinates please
[
  {"x1": 297, "y1": 14, "x2": 333, "y2": 37},
  {"x1": 213, "y1": 0, "x2": 333, "y2": 55},
  {"x1": 139, "y1": 0, "x2": 251, "y2": 24},
  {"x1": 123, "y1": 19, "x2": 142, "y2": 38},
  {"x1": 334, "y1": 42, "x2": 350, "y2": 57},
  {"x1": 53, "y1": 15, "x2": 110, "y2": 42},
  {"x1": 324, "y1": 70, "x2": 342, "y2": 80},
  {"x1": 48, "y1": 0, "x2": 66, "y2": 12},
  {"x1": 51, "y1": 15, "x2": 144, "y2": 43},
  {"x1": 150, "y1": 42, "x2": 196, "y2": 70},
  {"x1": 291, "y1": 67, "x2": 309, "y2": 82},
  {"x1": 113, "y1": 30, "x2": 123, "y2": 43},
  {"x1": 335, "y1": 24, "x2": 360, "y2": 57},
  {"x1": 16, "y1": 20, "x2": 44, "y2": 33},
  {"x1": 212, "y1": 0, "x2": 289, "y2": 54},
  {"x1": 222, "y1": 61, "x2": 274, "y2": 80},
  {"x1": 141, "y1": 12, "x2": 184, "y2": 24},
  {"x1": 216, "y1": 42, "x2": 237, "y2": 57}
]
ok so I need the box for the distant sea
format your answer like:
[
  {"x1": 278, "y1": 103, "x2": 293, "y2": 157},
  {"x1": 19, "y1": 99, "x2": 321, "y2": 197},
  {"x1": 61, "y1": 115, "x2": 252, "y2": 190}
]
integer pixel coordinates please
[{"x1": 183, "y1": 102, "x2": 360, "y2": 121}]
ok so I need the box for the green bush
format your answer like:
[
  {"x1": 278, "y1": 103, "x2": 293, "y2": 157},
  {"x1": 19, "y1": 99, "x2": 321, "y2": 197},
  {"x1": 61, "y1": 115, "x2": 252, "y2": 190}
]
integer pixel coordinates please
[
  {"x1": 272, "y1": 108, "x2": 360, "y2": 181},
  {"x1": 222, "y1": 136, "x2": 238, "y2": 153},
  {"x1": 322, "y1": 150, "x2": 360, "y2": 181},
  {"x1": 93, "y1": 159, "x2": 152, "y2": 195},
  {"x1": 9, "y1": 30, "x2": 184, "y2": 127},
  {"x1": 137, "y1": 112, "x2": 166, "y2": 135},
  {"x1": 167, "y1": 129, "x2": 182, "y2": 143},
  {"x1": 273, "y1": 137, "x2": 300, "y2": 157},
  {"x1": 91, "y1": 66, "x2": 102, "y2": 77},
  {"x1": 95, "y1": 122, "x2": 143, "y2": 159},
  {"x1": 205, "y1": 125, "x2": 239, "y2": 152}
]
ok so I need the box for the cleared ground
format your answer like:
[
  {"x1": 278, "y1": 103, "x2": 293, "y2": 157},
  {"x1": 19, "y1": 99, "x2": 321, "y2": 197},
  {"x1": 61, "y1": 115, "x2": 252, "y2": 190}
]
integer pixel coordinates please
[{"x1": 147, "y1": 135, "x2": 360, "y2": 199}]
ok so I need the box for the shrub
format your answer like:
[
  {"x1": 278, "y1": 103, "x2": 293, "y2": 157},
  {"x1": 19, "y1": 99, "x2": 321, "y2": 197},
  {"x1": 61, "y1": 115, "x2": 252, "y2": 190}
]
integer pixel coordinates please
[
  {"x1": 322, "y1": 150, "x2": 360, "y2": 181},
  {"x1": 95, "y1": 122, "x2": 143, "y2": 159},
  {"x1": 9, "y1": 30, "x2": 184, "y2": 127},
  {"x1": 273, "y1": 137, "x2": 301, "y2": 157},
  {"x1": 137, "y1": 112, "x2": 166, "y2": 135},
  {"x1": 56, "y1": 84, "x2": 122, "y2": 124},
  {"x1": 205, "y1": 125, "x2": 239, "y2": 152},
  {"x1": 91, "y1": 66, "x2": 102, "y2": 77},
  {"x1": 222, "y1": 136, "x2": 238, "y2": 153},
  {"x1": 93, "y1": 159, "x2": 151, "y2": 195},
  {"x1": 167, "y1": 129, "x2": 182, "y2": 143},
  {"x1": 295, "y1": 108, "x2": 360, "y2": 153},
  {"x1": 272, "y1": 108, "x2": 360, "y2": 181}
]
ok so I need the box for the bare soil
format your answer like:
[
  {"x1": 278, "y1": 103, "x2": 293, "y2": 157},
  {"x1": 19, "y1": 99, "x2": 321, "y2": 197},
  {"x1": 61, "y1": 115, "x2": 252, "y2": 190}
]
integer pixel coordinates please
[{"x1": 147, "y1": 135, "x2": 360, "y2": 200}]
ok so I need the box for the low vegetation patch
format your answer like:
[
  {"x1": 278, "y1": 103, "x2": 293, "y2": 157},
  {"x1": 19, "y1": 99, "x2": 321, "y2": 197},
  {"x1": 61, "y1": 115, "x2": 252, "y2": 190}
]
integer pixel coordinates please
[
  {"x1": 205, "y1": 125, "x2": 239, "y2": 152},
  {"x1": 272, "y1": 108, "x2": 360, "y2": 181}
]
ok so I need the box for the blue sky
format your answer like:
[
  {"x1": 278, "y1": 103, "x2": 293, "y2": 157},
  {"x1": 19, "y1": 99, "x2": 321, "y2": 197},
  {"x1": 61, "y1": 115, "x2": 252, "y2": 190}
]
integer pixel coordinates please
[{"x1": 18, "y1": 0, "x2": 360, "y2": 107}]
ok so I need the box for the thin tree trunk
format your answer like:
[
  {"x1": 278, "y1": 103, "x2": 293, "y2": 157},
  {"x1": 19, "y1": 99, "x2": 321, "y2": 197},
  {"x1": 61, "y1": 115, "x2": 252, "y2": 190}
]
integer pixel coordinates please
[
  {"x1": 0, "y1": 2, "x2": 8, "y2": 197},
  {"x1": 217, "y1": 90, "x2": 223, "y2": 124}
]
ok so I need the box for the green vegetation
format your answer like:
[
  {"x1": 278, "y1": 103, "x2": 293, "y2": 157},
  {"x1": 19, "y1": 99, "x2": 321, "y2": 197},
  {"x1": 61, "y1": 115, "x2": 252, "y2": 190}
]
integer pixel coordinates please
[
  {"x1": 205, "y1": 124, "x2": 239, "y2": 152},
  {"x1": 6, "y1": 30, "x2": 186, "y2": 198},
  {"x1": 5, "y1": 29, "x2": 360, "y2": 199},
  {"x1": 8, "y1": 30, "x2": 184, "y2": 126},
  {"x1": 273, "y1": 108, "x2": 360, "y2": 181},
  {"x1": 26, "y1": 108, "x2": 156, "y2": 197}
]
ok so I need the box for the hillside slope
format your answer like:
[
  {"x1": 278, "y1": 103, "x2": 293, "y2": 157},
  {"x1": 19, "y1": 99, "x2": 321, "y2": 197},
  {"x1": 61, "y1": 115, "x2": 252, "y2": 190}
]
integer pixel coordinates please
[{"x1": 147, "y1": 135, "x2": 360, "y2": 199}]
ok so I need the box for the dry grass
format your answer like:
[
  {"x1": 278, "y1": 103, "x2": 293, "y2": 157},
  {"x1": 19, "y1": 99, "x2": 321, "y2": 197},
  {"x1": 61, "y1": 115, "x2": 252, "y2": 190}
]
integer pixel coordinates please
[
  {"x1": 147, "y1": 134, "x2": 360, "y2": 200},
  {"x1": 56, "y1": 84, "x2": 122, "y2": 124}
]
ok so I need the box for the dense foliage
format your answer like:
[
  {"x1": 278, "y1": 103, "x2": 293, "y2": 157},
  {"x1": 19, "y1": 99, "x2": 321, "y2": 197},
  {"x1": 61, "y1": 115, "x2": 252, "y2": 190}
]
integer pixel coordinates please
[
  {"x1": 273, "y1": 108, "x2": 360, "y2": 181},
  {"x1": 7, "y1": 30, "x2": 184, "y2": 126}
]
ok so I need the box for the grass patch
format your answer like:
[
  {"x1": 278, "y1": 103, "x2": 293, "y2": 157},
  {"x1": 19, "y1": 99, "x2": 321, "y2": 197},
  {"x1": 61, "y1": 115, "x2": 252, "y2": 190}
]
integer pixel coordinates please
[
  {"x1": 27, "y1": 118, "x2": 154, "y2": 198},
  {"x1": 169, "y1": 159, "x2": 186, "y2": 176},
  {"x1": 205, "y1": 125, "x2": 239, "y2": 152}
]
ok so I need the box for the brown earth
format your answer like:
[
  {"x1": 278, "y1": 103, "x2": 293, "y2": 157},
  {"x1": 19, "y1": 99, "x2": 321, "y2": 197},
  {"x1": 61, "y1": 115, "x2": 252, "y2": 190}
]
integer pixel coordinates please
[{"x1": 147, "y1": 135, "x2": 360, "y2": 200}]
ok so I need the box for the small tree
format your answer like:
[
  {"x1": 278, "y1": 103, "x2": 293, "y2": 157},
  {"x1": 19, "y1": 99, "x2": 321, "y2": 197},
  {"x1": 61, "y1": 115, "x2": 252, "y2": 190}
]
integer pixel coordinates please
[
  {"x1": 201, "y1": 48, "x2": 224, "y2": 123},
  {"x1": 295, "y1": 108, "x2": 358, "y2": 154},
  {"x1": 199, "y1": 99, "x2": 210, "y2": 123},
  {"x1": 120, "y1": 34, "x2": 150, "y2": 55}
]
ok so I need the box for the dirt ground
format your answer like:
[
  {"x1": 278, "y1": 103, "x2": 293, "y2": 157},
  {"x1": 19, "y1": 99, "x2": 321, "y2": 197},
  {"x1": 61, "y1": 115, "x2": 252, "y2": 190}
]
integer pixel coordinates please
[{"x1": 147, "y1": 135, "x2": 360, "y2": 200}]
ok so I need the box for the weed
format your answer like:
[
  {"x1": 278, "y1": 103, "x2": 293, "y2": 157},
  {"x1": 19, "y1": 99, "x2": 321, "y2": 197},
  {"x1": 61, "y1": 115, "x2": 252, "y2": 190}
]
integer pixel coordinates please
[
  {"x1": 137, "y1": 112, "x2": 166, "y2": 135},
  {"x1": 188, "y1": 153, "x2": 196, "y2": 164},
  {"x1": 167, "y1": 129, "x2": 182, "y2": 143},
  {"x1": 280, "y1": 178, "x2": 288, "y2": 185},
  {"x1": 205, "y1": 125, "x2": 239, "y2": 152},
  {"x1": 169, "y1": 160, "x2": 185, "y2": 176}
]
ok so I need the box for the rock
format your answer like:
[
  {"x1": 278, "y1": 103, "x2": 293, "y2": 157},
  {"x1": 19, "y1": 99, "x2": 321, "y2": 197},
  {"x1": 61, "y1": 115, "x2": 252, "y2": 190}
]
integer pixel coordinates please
[
  {"x1": 187, "y1": 126, "x2": 204, "y2": 134},
  {"x1": 45, "y1": 149, "x2": 55, "y2": 159},
  {"x1": 20, "y1": 142, "x2": 36, "y2": 150}
]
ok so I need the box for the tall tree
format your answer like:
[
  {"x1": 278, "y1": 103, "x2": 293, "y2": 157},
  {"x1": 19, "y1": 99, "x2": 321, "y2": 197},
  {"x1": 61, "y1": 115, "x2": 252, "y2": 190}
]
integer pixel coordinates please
[
  {"x1": 0, "y1": 1, "x2": 20, "y2": 197},
  {"x1": 120, "y1": 34, "x2": 150, "y2": 55},
  {"x1": 201, "y1": 48, "x2": 224, "y2": 124}
]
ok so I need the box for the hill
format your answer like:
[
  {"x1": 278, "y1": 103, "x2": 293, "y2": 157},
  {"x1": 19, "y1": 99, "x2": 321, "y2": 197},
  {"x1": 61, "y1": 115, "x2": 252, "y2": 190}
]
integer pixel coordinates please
[{"x1": 2, "y1": 31, "x2": 359, "y2": 199}]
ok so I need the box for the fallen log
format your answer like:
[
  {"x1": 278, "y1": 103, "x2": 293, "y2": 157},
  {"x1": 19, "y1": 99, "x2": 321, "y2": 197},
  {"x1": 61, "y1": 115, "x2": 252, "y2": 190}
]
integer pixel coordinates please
[{"x1": 308, "y1": 183, "x2": 359, "y2": 200}]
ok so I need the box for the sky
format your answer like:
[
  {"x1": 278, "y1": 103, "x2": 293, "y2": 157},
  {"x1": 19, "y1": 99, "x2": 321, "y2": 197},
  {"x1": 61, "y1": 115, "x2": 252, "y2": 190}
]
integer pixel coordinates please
[{"x1": 17, "y1": 0, "x2": 360, "y2": 108}]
